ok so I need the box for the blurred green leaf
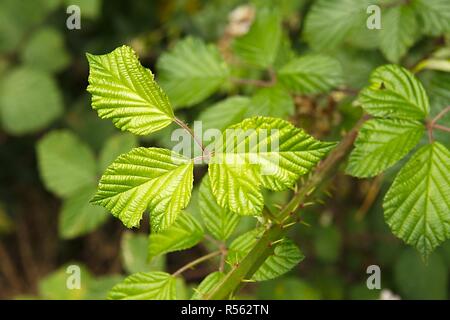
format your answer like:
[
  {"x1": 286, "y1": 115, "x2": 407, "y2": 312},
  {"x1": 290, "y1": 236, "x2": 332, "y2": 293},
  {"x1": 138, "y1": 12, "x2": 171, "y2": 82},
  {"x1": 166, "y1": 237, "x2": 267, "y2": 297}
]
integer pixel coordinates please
[
  {"x1": 121, "y1": 231, "x2": 166, "y2": 274},
  {"x1": 233, "y1": 8, "x2": 282, "y2": 68},
  {"x1": 248, "y1": 86, "x2": 294, "y2": 119},
  {"x1": 37, "y1": 130, "x2": 96, "y2": 198},
  {"x1": 380, "y1": 5, "x2": 418, "y2": 63},
  {"x1": 157, "y1": 37, "x2": 229, "y2": 108},
  {"x1": 277, "y1": 55, "x2": 344, "y2": 95},
  {"x1": 21, "y1": 27, "x2": 70, "y2": 73},
  {"x1": 258, "y1": 277, "x2": 321, "y2": 300},
  {"x1": 0, "y1": 68, "x2": 63, "y2": 135},
  {"x1": 413, "y1": 0, "x2": 450, "y2": 36},
  {"x1": 192, "y1": 271, "x2": 225, "y2": 300},
  {"x1": 59, "y1": 185, "x2": 108, "y2": 239}
]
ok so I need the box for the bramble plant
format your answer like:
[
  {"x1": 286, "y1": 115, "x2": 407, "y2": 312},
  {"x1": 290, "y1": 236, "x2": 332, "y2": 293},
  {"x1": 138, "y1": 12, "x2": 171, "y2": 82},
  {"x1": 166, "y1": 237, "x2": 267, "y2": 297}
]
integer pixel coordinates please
[{"x1": 79, "y1": 2, "x2": 449, "y2": 300}]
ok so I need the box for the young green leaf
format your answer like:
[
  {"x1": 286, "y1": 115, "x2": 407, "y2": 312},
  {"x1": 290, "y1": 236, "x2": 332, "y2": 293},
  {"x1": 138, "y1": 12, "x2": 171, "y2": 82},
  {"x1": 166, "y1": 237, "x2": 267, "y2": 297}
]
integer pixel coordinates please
[
  {"x1": 277, "y1": 55, "x2": 344, "y2": 95},
  {"x1": 86, "y1": 45, "x2": 174, "y2": 135},
  {"x1": 248, "y1": 86, "x2": 294, "y2": 119},
  {"x1": 0, "y1": 67, "x2": 63, "y2": 135},
  {"x1": 384, "y1": 142, "x2": 450, "y2": 257},
  {"x1": 92, "y1": 147, "x2": 194, "y2": 232},
  {"x1": 413, "y1": 0, "x2": 450, "y2": 36},
  {"x1": 379, "y1": 5, "x2": 418, "y2": 63},
  {"x1": 359, "y1": 65, "x2": 430, "y2": 120},
  {"x1": 108, "y1": 271, "x2": 177, "y2": 300},
  {"x1": 346, "y1": 119, "x2": 424, "y2": 178},
  {"x1": 209, "y1": 117, "x2": 335, "y2": 215},
  {"x1": 157, "y1": 37, "x2": 229, "y2": 108},
  {"x1": 37, "y1": 130, "x2": 96, "y2": 198},
  {"x1": 59, "y1": 185, "x2": 108, "y2": 239},
  {"x1": 199, "y1": 176, "x2": 240, "y2": 241},
  {"x1": 98, "y1": 133, "x2": 138, "y2": 173},
  {"x1": 227, "y1": 229, "x2": 304, "y2": 281},
  {"x1": 304, "y1": 0, "x2": 371, "y2": 51},
  {"x1": 191, "y1": 271, "x2": 225, "y2": 300},
  {"x1": 148, "y1": 212, "x2": 204, "y2": 259},
  {"x1": 232, "y1": 8, "x2": 282, "y2": 68}
]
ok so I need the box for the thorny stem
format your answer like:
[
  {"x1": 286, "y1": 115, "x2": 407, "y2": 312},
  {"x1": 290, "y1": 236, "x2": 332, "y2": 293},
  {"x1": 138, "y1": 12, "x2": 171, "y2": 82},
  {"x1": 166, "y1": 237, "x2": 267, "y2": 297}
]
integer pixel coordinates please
[
  {"x1": 172, "y1": 251, "x2": 221, "y2": 277},
  {"x1": 433, "y1": 124, "x2": 450, "y2": 133},
  {"x1": 205, "y1": 117, "x2": 366, "y2": 300}
]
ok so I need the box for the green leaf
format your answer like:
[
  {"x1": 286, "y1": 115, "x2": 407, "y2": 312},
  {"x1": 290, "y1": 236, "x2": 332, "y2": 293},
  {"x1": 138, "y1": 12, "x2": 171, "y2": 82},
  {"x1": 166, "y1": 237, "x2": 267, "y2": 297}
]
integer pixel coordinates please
[
  {"x1": 92, "y1": 148, "x2": 194, "y2": 231},
  {"x1": 98, "y1": 133, "x2": 138, "y2": 173},
  {"x1": 121, "y1": 232, "x2": 165, "y2": 274},
  {"x1": 191, "y1": 271, "x2": 225, "y2": 300},
  {"x1": 86, "y1": 45, "x2": 174, "y2": 135},
  {"x1": 21, "y1": 27, "x2": 70, "y2": 73},
  {"x1": 359, "y1": 65, "x2": 430, "y2": 120},
  {"x1": 303, "y1": 0, "x2": 371, "y2": 51},
  {"x1": 227, "y1": 229, "x2": 304, "y2": 281},
  {"x1": 380, "y1": 5, "x2": 418, "y2": 63},
  {"x1": 277, "y1": 55, "x2": 344, "y2": 95},
  {"x1": 248, "y1": 86, "x2": 294, "y2": 119},
  {"x1": 413, "y1": 0, "x2": 450, "y2": 36},
  {"x1": 208, "y1": 117, "x2": 335, "y2": 215},
  {"x1": 59, "y1": 185, "x2": 108, "y2": 239},
  {"x1": 197, "y1": 96, "x2": 251, "y2": 133},
  {"x1": 384, "y1": 142, "x2": 450, "y2": 256},
  {"x1": 37, "y1": 130, "x2": 96, "y2": 198},
  {"x1": 148, "y1": 212, "x2": 204, "y2": 259},
  {"x1": 157, "y1": 37, "x2": 229, "y2": 108},
  {"x1": 0, "y1": 67, "x2": 63, "y2": 135},
  {"x1": 232, "y1": 8, "x2": 282, "y2": 68},
  {"x1": 108, "y1": 271, "x2": 177, "y2": 300},
  {"x1": 199, "y1": 176, "x2": 240, "y2": 241},
  {"x1": 346, "y1": 119, "x2": 424, "y2": 178}
]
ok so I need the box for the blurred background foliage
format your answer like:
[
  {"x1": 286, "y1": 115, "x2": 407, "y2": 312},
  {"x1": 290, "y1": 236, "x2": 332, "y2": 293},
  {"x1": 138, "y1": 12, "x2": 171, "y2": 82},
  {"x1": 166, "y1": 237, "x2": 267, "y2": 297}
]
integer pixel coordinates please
[{"x1": 0, "y1": 0, "x2": 449, "y2": 300}]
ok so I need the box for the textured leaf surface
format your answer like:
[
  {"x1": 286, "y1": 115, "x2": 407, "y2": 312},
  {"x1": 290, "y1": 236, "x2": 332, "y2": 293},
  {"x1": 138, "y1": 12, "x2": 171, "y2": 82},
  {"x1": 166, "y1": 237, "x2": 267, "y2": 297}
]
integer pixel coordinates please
[
  {"x1": 191, "y1": 272, "x2": 225, "y2": 300},
  {"x1": 92, "y1": 148, "x2": 193, "y2": 231},
  {"x1": 37, "y1": 130, "x2": 96, "y2": 198},
  {"x1": 199, "y1": 176, "x2": 240, "y2": 241},
  {"x1": 108, "y1": 271, "x2": 176, "y2": 300},
  {"x1": 148, "y1": 212, "x2": 203, "y2": 259},
  {"x1": 59, "y1": 185, "x2": 108, "y2": 239},
  {"x1": 413, "y1": 0, "x2": 450, "y2": 36},
  {"x1": 380, "y1": 5, "x2": 418, "y2": 63},
  {"x1": 98, "y1": 133, "x2": 138, "y2": 173},
  {"x1": 228, "y1": 229, "x2": 304, "y2": 281},
  {"x1": 0, "y1": 67, "x2": 63, "y2": 135},
  {"x1": 157, "y1": 37, "x2": 229, "y2": 108},
  {"x1": 304, "y1": 0, "x2": 371, "y2": 51},
  {"x1": 384, "y1": 143, "x2": 450, "y2": 256},
  {"x1": 277, "y1": 55, "x2": 343, "y2": 95},
  {"x1": 346, "y1": 119, "x2": 424, "y2": 177},
  {"x1": 209, "y1": 117, "x2": 335, "y2": 215},
  {"x1": 87, "y1": 45, "x2": 174, "y2": 135},
  {"x1": 233, "y1": 8, "x2": 281, "y2": 68},
  {"x1": 359, "y1": 65, "x2": 430, "y2": 119}
]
